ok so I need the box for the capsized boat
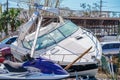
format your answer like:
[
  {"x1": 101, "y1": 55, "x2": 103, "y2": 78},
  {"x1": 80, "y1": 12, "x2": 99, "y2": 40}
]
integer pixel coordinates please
[{"x1": 10, "y1": 4, "x2": 102, "y2": 77}]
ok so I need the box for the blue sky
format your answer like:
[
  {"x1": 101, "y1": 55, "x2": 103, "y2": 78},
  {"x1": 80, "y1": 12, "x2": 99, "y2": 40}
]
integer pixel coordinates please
[
  {"x1": 0, "y1": 0, "x2": 120, "y2": 12},
  {"x1": 61, "y1": 0, "x2": 120, "y2": 12}
]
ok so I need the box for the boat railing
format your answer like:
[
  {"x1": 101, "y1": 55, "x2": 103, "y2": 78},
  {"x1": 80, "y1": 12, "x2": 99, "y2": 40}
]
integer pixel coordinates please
[
  {"x1": 46, "y1": 54, "x2": 90, "y2": 63},
  {"x1": 42, "y1": 9, "x2": 120, "y2": 18}
]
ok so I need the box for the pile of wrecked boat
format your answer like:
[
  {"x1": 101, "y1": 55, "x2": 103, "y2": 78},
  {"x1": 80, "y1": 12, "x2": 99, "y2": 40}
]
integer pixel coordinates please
[{"x1": 0, "y1": 4, "x2": 102, "y2": 79}]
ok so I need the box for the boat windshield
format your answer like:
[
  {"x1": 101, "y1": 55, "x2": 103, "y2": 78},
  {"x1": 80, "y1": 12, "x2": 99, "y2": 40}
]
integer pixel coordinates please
[
  {"x1": 58, "y1": 21, "x2": 79, "y2": 37},
  {"x1": 23, "y1": 21, "x2": 79, "y2": 50}
]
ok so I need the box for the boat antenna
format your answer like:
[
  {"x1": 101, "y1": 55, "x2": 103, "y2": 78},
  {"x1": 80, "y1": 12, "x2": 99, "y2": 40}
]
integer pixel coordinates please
[
  {"x1": 30, "y1": 14, "x2": 43, "y2": 58},
  {"x1": 30, "y1": 3, "x2": 66, "y2": 58},
  {"x1": 34, "y1": 3, "x2": 64, "y2": 23},
  {"x1": 64, "y1": 47, "x2": 92, "y2": 70}
]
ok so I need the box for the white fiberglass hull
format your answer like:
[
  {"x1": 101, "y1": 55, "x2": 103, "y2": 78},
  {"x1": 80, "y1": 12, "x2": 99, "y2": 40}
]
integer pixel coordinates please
[
  {"x1": 10, "y1": 20, "x2": 102, "y2": 77},
  {"x1": 70, "y1": 68, "x2": 98, "y2": 77}
]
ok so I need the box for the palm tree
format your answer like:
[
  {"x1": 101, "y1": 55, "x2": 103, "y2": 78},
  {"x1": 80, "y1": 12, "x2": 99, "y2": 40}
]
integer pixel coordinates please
[
  {"x1": 0, "y1": 11, "x2": 8, "y2": 34},
  {"x1": 8, "y1": 8, "x2": 22, "y2": 32},
  {"x1": 0, "y1": 8, "x2": 22, "y2": 36}
]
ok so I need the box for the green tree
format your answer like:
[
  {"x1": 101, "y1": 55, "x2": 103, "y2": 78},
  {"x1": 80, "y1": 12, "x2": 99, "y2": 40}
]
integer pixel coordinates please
[
  {"x1": 8, "y1": 8, "x2": 21, "y2": 32},
  {"x1": 0, "y1": 11, "x2": 8, "y2": 34},
  {"x1": 80, "y1": 3, "x2": 90, "y2": 17},
  {"x1": 80, "y1": 3, "x2": 100, "y2": 17},
  {"x1": 0, "y1": 8, "x2": 22, "y2": 36}
]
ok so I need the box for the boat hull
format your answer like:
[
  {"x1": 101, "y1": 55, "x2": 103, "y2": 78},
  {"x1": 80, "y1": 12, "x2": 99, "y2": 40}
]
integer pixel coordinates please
[
  {"x1": 10, "y1": 20, "x2": 102, "y2": 78},
  {"x1": 62, "y1": 63, "x2": 98, "y2": 77}
]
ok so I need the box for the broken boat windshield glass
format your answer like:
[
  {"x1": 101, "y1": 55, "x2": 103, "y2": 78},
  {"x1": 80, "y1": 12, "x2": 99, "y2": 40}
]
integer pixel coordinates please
[{"x1": 23, "y1": 21, "x2": 79, "y2": 50}]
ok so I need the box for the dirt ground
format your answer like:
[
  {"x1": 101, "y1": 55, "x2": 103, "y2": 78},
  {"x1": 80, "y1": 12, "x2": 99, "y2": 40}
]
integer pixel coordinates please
[{"x1": 96, "y1": 67, "x2": 120, "y2": 80}]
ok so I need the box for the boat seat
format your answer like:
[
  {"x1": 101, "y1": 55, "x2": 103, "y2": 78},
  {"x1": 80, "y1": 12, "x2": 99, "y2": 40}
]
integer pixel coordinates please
[{"x1": 4, "y1": 64, "x2": 27, "y2": 72}]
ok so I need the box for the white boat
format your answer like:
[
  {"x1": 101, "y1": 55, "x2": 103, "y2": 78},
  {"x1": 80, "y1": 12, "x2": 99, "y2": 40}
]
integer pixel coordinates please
[
  {"x1": 101, "y1": 41, "x2": 120, "y2": 55},
  {"x1": 10, "y1": 4, "x2": 102, "y2": 77}
]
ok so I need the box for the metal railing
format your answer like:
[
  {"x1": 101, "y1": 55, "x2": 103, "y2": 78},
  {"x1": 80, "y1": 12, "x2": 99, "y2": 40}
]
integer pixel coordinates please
[{"x1": 42, "y1": 9, "x2": 120, "y2": 18}]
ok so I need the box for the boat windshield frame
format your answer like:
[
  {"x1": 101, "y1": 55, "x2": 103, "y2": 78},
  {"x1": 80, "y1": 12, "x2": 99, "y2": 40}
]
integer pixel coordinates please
[{"x1": 22, "y1": 20, "x2": 79, "y2": 50}]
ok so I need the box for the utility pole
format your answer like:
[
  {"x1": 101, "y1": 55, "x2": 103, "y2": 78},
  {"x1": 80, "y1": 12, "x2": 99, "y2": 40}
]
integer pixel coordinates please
[
  {"x1": 6, "y1": 0, "x2": 8, "y2": 13},
  {"x1": 6, "y1": 0, "x2": 9, "y2": 35},
  {"x1": 45, "y1": 0, "x2": 49, "y2": 6},
  {"x1": 0, "y1": 4, "x2": 2, "y2": 14},
  {"x1": 100, "y1": 0, "x2": 102, "y2": 17},
  {"x1": 29, "y1": 0, "x2": 34, "y2": 17},
  {"x1": 55, "y1": 0, "x2": 59, "y2": 8}
]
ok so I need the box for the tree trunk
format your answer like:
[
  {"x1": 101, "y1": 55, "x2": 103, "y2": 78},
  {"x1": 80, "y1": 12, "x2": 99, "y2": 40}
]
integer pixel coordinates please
[{"x1": 11, "y1": 23, "x2": 15, "y2": 32}]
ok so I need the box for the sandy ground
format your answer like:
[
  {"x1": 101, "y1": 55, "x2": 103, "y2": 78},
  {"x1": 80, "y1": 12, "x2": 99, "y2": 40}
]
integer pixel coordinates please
[
  {"x1": 63, "y1": 67, "x2": 120, "y2": 80},
  {"x1": 95, "y1": 67, "x2": 120, "y2": 80}
]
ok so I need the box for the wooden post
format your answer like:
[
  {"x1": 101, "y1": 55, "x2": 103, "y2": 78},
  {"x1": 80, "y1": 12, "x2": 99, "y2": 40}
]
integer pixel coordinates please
[{"x1": 64, "y1": 46, "x2": 92, "y2": 70}]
